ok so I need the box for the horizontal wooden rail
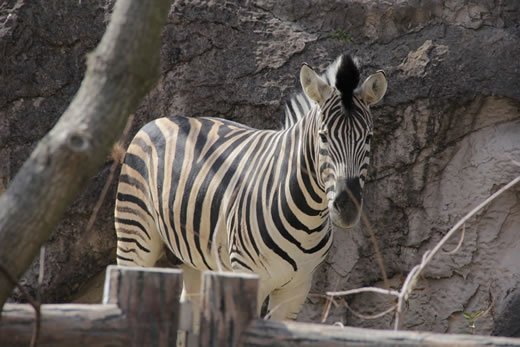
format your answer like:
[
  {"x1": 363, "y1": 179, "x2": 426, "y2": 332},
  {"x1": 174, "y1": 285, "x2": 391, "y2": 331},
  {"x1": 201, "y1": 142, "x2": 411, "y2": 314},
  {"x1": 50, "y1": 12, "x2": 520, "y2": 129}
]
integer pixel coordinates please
[
  {"x1": 0, "y1": 303, "x2": 125, "y2": 346},
  {"x1": 243, "y1": 319, "x2": 520, "y2": 347}
]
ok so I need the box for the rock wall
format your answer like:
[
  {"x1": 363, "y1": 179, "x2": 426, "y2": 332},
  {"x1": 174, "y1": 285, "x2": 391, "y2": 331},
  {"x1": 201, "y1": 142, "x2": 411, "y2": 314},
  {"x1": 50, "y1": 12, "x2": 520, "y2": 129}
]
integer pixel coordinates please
[{"x1": 1, "y1": 0, "x2": 519, "y2": 336}]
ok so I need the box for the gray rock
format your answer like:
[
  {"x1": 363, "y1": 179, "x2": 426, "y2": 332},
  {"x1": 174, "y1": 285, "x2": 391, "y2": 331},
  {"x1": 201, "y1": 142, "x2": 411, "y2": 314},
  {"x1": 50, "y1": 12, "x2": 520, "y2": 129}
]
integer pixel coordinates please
[{"x1": 1, "y1": 0, "x2": 519, "y2": 336}]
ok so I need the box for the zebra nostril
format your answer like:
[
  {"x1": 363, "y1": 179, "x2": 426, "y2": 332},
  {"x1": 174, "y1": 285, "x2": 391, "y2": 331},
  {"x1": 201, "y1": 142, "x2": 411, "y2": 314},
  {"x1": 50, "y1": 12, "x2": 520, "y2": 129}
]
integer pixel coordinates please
[
  {"x1": 333, "y1": 191, "x2": 349, "y2": 211},
  {"x1": 332, "y1": 178, "x2": 362, "y2": 214}
]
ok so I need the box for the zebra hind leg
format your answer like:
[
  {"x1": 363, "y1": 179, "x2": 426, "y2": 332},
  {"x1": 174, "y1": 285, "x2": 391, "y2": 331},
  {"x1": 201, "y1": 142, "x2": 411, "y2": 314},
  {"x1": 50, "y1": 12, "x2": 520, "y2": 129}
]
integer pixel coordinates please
[{"x1": 115, "y1": 211, "x2": 165, "y2": 268}]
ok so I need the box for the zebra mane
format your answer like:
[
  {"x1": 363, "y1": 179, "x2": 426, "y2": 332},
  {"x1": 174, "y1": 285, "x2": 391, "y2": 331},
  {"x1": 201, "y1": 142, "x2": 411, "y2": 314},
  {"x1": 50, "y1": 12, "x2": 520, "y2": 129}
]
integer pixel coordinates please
[
  {"x1": 282, "y1": 54, "x2": 360, "y2": 129},
  {"x1": 335, "y1": 54, "x2": 360, "y2": 109}
]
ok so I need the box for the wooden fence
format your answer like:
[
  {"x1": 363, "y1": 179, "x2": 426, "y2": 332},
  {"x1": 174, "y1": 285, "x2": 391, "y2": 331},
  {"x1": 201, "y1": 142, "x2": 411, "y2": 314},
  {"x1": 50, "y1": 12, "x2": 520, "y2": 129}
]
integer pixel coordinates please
[{"x1": 1, "y1": 265, "x2": 520, "y2": 346}]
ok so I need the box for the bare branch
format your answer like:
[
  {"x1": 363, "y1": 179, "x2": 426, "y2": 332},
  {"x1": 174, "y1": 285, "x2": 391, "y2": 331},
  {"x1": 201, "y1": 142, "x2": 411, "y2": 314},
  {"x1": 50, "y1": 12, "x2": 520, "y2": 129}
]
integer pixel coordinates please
[{"x1": 394, "y1": 174, "x2": 520, "y2": 330}]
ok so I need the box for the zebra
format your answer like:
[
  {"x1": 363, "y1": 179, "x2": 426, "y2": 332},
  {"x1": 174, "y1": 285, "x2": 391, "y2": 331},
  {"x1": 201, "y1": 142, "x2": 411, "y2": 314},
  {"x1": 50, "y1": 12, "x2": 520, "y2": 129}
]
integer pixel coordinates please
[{"x1": 114, "y1": 54, "x2": 387, "y2": 325}]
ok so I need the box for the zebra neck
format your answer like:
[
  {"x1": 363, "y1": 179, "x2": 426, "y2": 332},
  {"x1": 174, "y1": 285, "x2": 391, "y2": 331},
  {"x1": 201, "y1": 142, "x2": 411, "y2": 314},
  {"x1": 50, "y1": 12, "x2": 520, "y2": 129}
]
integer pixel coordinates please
[
  {"x1": 281, "y1": 107, "x2": 328, "y2": 232},
  {"x1": 299, "y1": 106, "x2": 325, "y2": 192}
]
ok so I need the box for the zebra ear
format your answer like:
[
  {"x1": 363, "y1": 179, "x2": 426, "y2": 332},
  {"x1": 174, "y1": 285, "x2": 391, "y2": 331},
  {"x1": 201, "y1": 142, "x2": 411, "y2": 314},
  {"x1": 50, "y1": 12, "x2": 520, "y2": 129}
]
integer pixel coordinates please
[
  {"x1": 300, "y1": 63, "x2": 333, "y2": 105},
  {"x1": 358, "y1": 70, "x2": 387, "y2": 105}
]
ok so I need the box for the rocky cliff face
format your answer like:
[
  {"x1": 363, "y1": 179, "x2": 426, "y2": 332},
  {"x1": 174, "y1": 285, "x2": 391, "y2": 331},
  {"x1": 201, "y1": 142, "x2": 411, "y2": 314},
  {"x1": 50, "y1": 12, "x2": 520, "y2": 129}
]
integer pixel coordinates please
[{"x1": 1, "y1": 0, "x2": 519, "y2": 336}]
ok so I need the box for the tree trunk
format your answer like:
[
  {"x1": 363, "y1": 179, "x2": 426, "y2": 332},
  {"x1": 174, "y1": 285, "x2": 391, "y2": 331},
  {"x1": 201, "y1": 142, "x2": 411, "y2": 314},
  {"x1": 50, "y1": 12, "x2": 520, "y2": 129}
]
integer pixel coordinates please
[{"x1": 0, "y1": 0, "x2": 172, "y2": 308}]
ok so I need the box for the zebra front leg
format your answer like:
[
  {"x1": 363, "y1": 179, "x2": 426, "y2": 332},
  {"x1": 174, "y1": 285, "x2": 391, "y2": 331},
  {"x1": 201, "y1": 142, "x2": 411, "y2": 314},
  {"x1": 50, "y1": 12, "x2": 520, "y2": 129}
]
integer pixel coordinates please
[
  {"x1": 180, "y1": 264, "x2": 202, "y2": 334},
  {"x1": 266, "y1": 278, "x2": 312, "y2": 320}
]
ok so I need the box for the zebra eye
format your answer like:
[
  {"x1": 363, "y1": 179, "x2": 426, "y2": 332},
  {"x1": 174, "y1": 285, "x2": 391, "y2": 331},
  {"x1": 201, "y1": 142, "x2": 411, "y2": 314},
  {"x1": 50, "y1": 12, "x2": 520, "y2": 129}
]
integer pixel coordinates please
[{"x1": 318, "y1": 129, "x2": 328, "y2": 143}]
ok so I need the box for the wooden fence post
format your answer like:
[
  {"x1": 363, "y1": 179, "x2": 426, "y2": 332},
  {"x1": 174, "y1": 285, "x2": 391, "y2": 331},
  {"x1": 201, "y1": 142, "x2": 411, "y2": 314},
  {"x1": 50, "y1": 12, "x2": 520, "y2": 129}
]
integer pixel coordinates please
[
  {"x1": 199, "y1": 271, "x2": 259, "y2": 347},
  {"x1": 103, "y1": 265, "x2": 183, "y2": 347}
]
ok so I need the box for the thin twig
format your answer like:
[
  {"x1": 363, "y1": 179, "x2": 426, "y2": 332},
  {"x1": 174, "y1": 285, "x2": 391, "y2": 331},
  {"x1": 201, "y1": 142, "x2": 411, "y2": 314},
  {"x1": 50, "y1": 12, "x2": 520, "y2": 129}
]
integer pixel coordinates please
[
  {"x1": 475, "y1": 291, "x2": 494, "y2": 322},
  {"x1": 38, "y1": 246, "x2": 45, "y2": 288},
  {"x1": 343, "y1": 298, "x2": 398, "y2": 320},
  {"x1": 327, "y1": 286, "x2": 400, "y2": 298},
  {"x1": 443, "y1": 223, "x2": 465, "y2": 255},
  {"x1": 321, "y1": 294, "x2": 334, "y2": 323},
  {"x1": 344, "y1": 188, "x2": 389, "y2": 288},
  {"x1": 308, "y1": 293, "x2": 341, "y2": 303},
  {"x1": 360, "y1": 209, "x2": 389, "y2": 288},
  {"x1": 86, "y1": 115, "x2": 134, "y2": 234},
  {"x1": 0, "y1": 264, "x2": 41, "y2": 347},
  {"x1": 36, "y1": 244, "x2": 45, "y2": 344},
  {"x1": 394, "y1": 174, "x2": 520, "y2": 330},
  {"x1": 394, "y1": 265, "x2": 420, "y2": 329},
  {"x1": 307, "y1": 293, "x2": 337, "y2": 306},
  {"x1": 321, "y1": 277, "x2": 341, "y2": 323}
]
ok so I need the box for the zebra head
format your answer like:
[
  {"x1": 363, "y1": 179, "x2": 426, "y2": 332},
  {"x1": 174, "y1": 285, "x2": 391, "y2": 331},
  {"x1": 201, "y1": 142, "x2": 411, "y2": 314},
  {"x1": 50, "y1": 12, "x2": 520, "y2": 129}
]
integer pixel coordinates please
[{"x1": 300, "y1": 55, "x2": 387, "y2": 229}]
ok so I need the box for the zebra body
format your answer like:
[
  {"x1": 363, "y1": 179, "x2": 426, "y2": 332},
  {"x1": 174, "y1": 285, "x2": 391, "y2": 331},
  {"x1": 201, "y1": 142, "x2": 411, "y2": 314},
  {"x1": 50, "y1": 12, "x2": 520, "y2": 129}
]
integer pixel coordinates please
[{"x1": 115, "y1": 54, "x2": 387, "y2": 323}]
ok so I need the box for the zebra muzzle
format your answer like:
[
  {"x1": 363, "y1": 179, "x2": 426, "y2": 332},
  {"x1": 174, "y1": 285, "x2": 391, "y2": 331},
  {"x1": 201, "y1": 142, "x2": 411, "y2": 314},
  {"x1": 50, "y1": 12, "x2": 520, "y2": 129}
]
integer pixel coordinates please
[{"x1": 330, "y1": 177, "x2": 362, "y2": 229}]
